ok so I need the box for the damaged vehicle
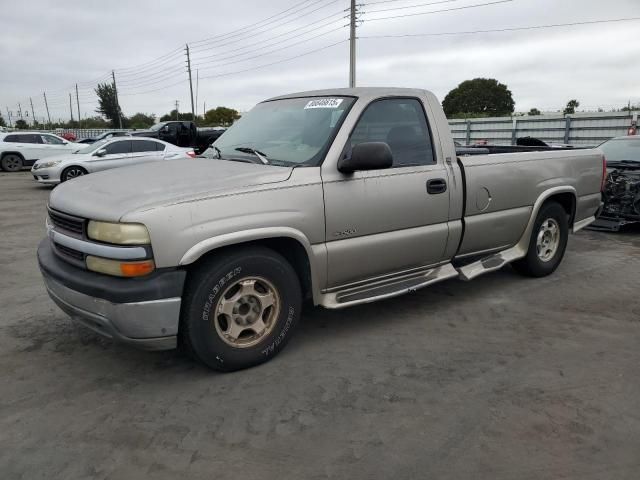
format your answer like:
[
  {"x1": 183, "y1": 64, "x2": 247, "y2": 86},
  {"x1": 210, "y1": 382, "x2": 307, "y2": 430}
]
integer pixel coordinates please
[{"x1": 591, "y1": 135, "x2": 640, "y2": 231}]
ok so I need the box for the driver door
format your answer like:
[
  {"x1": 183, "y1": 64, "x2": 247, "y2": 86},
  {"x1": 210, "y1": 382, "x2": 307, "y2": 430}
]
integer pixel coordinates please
[{"x1": 322, "y1": 98, "x2": 451, "y2": 288}]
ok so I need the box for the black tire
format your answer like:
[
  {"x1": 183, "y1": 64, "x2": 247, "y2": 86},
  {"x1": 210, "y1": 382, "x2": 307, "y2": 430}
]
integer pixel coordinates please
[
  {"x1": 1, "y1": 154, "x2": 24, "y2": 172},
  {"x1": 512, "y1": 201, "x2": 569, "y2": 277},
  {"x1": 180, "y1": 246, "x2": 302, "y2": 372},
  {"x1": 61, "y1": 166, "x2": 87, "y2": 182}
]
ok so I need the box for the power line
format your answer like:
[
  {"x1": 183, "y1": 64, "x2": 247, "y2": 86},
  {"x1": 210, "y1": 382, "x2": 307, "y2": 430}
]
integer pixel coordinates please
[
  {"x1": 192, "y1": 25, "x2": 347, "y2": 71},
  {"x1": 191, "y1": 1, "x2": 344, "y2": 53},
  {"x1": 190, "y1": 0, "x2": 338, "y2": 48},
  {"x1": 199, "y1": 39, "x2": 348, "y2": 80},
  {"x1": 365, "y1": 0, "x2": 459, "y2": 13},
  {"x1": 363, "y1": 0, "x2": 513, "y2": 21},
  {"x1": 358, "y1": 16, "x2": 640, "y2": 38},
  {"x1": 116, "y1": 46, "x2": 185, "y2": 72},
  {"x1": 191, "y1": 12, "x2": 346, "y2": 62}
]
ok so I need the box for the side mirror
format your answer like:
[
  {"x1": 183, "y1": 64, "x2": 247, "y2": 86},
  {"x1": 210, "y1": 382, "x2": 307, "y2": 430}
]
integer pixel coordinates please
[
  {"x1": 338, "y1": 142, "x2": 393, "y2": 173},
  {"x1": 94, "y1": 149, "x2": 107, "y2": 157}
]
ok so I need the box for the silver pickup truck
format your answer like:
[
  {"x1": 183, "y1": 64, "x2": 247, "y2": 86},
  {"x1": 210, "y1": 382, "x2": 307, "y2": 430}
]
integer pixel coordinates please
[{"x1": 37, "y1": 88, "x2": 605, "y2": 371}]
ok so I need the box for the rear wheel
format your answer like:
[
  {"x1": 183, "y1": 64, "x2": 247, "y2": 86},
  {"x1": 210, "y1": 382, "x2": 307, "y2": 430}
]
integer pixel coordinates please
[
  {"x1": 1, "y1": 154, "x2": 24, "y2": 172},
  {"x1": 61, "y1": 166, "x2": 87, "y2": 182},
  {"x1": 180, "y1": 246, "x2": 302, "y2": 371},
  {"x1": 512, "y1": 201, "x2": 569, "y2": 277}
]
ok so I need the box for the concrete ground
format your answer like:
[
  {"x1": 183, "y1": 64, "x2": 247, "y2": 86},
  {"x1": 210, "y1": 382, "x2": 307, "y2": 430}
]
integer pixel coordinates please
[{"x1": 1, "y1": 171, "x2": 639, "y2": 480}]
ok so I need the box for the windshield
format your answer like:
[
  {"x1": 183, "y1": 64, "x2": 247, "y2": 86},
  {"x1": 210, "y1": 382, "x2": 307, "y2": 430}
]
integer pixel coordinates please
[
  {"x1": 205, "y1": 96, "x2": 355, "y2": 166},
  {"x1": 149, "y1": 122, "x2": 168, "y2": 132},
  {"x1": 75, "y1": 139, "x2": 109, "y2": 154},
  {"x1": 599, "y1": 138, "x2": 640, "y2": 163}
]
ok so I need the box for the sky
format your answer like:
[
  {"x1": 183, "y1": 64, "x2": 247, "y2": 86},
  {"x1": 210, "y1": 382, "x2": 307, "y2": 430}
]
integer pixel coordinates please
[{"x1": 1, "y1": 0, "x2": 639, "y2": 124}]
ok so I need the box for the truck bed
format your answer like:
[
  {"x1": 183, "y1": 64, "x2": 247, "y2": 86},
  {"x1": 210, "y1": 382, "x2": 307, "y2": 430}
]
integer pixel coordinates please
[{"x1": 455, "y1": 149, "x2": 603, "y2": 257}]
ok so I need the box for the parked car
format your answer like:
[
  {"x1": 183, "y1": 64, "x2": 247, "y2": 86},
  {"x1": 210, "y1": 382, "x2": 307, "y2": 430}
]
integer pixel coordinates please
[
  {"x1": 131, "y1": 121, "x2": 225, "y2": 154},
  {"x1": 0, "y1": 132, "x2": 82, "y2": 172},
  {"x1": 77, "y1": 131, "x2": 131, "y2": 144},
  {"x1": 590, "y1": 135, "x2": 640, "y2": 231},
  {"x1": 37, "y1": 87, "x2": 604, "y2": 371},
  {"x1": 61, "y1": 132, "x2": 77, "y2": 142},
  {"x1": 31, "y1": 137, "x2": 196, "y2": 184}
]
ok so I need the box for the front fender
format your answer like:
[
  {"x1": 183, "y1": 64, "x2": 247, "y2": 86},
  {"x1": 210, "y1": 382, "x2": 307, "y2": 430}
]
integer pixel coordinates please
[{"x1": 179, "y1": 227, "x2": 325, "y2": 304}]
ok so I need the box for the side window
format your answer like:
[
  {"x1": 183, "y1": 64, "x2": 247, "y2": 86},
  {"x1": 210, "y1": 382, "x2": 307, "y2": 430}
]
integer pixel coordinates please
[
  {"x1": 155, "y1": 142, "x2": 166, "y2": 151},
  {"x1": 22, "y1": 134, "x2": 43, "y2": 144},
  {"x1": 104, "y1": 140, "x2": 132, "y2": 155},
  {"x1": 4, "y1": 135, "x2": 19, "y2": 142},
  {"x1": 131, "y1": 140, "x2": 161, "y2": 153},
  {"x1": 41, "y1": 134, "x2": 64, "y2": 145},
  {"x1": 350, "y1": 98, "x2": 435, "y2": 167}
]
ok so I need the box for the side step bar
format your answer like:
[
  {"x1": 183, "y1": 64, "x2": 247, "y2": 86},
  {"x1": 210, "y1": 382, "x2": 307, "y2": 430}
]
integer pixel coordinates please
[
  {"x1": 320, "y1": 264, "x2": 459, "y2": 309},
  {"x1": 455, "y1": 247, "x2": 523, "y2": 281}
]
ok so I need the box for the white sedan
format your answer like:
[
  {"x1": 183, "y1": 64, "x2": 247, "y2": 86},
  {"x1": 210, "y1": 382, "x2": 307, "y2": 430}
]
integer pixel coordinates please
[
  {"x1": 31, "y1": 137, "x2": 196, "y2": 184},
  {"x1": 0, "y1": 132, "x2": 82, "y2": 171}
]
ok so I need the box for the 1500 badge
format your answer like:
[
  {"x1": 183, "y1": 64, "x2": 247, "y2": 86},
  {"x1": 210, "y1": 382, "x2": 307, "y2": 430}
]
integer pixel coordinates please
[{"x1": 333, "y1": 228, "x2": 357, "y2": 238}]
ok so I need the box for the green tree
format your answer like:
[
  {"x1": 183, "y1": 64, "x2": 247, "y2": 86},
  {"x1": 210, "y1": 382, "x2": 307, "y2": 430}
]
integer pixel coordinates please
[
  {"x1": 203, "y1": 106, "x2": 240, "y2": 126},
  {"x1": 0, "y1": 114, "x2": 6, "y2": 127},
  {"x1": 159, "y1": 110, "x2": 195, "y2": 122},
  {"x1": 95, "y1": 82, "x2": 125, "y2": 128},
  {"x1": 15, "y1": 119, "x2": 28, "y2": 129},
  {"x1": 82, "y1": 116, "x2": 111, "y2": 128},
  {"x1": 621, "y1": 104, "x2": 639, "y2": 112},
  {"x1": 528, "y1": 108, "x2": 541, "y2": 116},
  {"x1": 442, "y1": 78, "x2": 515, "y2": 118},
  {"x1": 563, "y1": 99, "x2": 580, "y2": 115},
  {"x1": 128, "y1": 113, "x2": 156, "y2": 129}
]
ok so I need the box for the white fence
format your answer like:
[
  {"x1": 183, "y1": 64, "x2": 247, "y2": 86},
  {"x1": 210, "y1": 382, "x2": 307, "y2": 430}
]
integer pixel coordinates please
[{"x1": 449, "y1": 111, "x2": 639, "y2": 146}]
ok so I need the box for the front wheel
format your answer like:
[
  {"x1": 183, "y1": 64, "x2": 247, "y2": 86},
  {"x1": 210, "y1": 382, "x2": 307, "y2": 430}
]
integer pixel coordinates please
[
  {"x1": 61, "y1": 166, "x2": 87, "y2": 182},
  {"x1": 512, "y1": 201, "x2": 569, "y2": 277},
  {"x1": 180, "y1": 246, "x2": 302, "y2": 371}
]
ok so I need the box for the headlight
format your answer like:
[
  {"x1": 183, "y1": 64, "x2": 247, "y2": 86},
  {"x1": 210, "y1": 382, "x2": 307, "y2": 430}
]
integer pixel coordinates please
[
  {"x1": 86, "y1": 256, "x2": 155, "y2": 277},
  {"x1": 87, "y1": 221, "x2": 151, "y2": 245},
  {"x1": 36, "y1": 160, "x2": 63, "y2": 169}
]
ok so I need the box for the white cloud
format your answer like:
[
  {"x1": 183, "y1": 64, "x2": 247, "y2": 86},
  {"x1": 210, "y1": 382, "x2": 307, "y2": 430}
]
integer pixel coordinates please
[{"x1": 1, "y1": 0, "x2": 638, "y2": 122}]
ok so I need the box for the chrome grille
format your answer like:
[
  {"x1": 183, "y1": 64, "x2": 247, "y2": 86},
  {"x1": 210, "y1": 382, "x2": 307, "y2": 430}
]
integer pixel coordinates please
[{"x1": 48, "y1": 208, "x2": 85, "y2": 236}]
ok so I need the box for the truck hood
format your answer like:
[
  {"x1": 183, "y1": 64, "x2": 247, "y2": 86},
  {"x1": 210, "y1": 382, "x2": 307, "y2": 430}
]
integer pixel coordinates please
[{"x1": 48, "y1": 159, "x2": 293, "y2": 221}]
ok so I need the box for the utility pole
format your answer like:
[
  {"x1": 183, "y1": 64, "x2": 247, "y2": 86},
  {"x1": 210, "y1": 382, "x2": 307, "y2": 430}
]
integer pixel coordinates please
[
  {"x1": 69, "y1": 93, "x2": 74, "y2": 123},
  {"x1": 175, "y1": 100, "x2": 179, "y2": 120},
  {"x1": 6, "y1": 107, "x2": 12, "y2": 128},
  {"x1": 43, "y1": 92, "x2": 51, "y2": 126},
  {"x1": 75, "y1": 84, "x2": 81, "y2": 129},
  {"x1": 195, "y1": 69, "x2": 199, "y2": 118},
  {"x1": 203, "y1": 101, "x2": 206, "y2": 116},
  {"x1": 185, "y1": 44, "x2": 196, "y2": 121},
  {"x1": 349, "y1": 0, "x2": 357, "y2": 88},
  {"x1": 29, "y1": 98, "x2": 36, "y2": 127},
  {"x1": 112, "y1": 70, "x2": 123, "y2": 129},
  {"x1": 18, "y1": 103, "x2": 23, "y2": 120}
]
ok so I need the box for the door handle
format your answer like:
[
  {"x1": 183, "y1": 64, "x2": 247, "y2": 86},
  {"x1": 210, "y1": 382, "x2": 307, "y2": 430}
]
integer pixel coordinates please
[{"x1": 427, "y1": 178, "x2": 447, "y2": 194}]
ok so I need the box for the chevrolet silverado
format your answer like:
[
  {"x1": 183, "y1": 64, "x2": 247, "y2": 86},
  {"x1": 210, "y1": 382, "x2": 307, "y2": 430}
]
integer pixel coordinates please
[{"x1": 37, "y1": 88, "x2": 605, "y2": 371}]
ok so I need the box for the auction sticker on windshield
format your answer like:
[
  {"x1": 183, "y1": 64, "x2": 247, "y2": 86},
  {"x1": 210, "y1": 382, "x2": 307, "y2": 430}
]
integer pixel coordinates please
[{"x1": 304, "y1": 98, "x2": 344, "y2": 109}]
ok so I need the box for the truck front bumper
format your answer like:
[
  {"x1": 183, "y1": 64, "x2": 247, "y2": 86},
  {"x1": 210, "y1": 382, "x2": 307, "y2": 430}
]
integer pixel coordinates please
[{"x1": 38, "y1": 239, "x2": 186, "y2": 351}]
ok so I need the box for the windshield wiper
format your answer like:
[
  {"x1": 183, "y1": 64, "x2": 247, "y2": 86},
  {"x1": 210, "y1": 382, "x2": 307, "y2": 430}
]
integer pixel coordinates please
[
  {"x1": 234, "y1": 147, "x2": 269, "y2": 165},
  {"x1": 213, "y1": 146, "x2": 222, "y2": 159}
]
